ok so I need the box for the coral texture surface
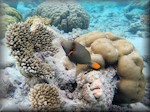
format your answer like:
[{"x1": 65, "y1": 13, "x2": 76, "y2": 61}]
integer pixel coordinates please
[
  {"x1": 0, "y1": 3, "x2": 23, "y2": 39},
  {"x1": 75, "y1": 31, "x2": 146, "y2": 103},
  {"x1": 5, "y1": 17, "x2": 58, "y2": 78},
  {"x1": 29, "y1": 84, "x2": 61, "y2": 111},
  {"x1": 33, "y1": 0, "x2": 89, "y2": 32}
]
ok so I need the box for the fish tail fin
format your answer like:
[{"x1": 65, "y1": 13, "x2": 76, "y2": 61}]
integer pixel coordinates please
[{"x1": 90, "y1": 62, "x2": 100, "y2": 69}]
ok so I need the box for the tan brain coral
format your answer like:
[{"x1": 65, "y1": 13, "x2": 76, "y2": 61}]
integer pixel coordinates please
[
  {"x1": 91, "y1": 38, "x2": 118, "y2": 64},
  {"x1": 5, "y1": 17, "x2": 58, "y2": 78},
  {"x1": 29, "y1": 83, "x2": 61, "y2": 111},
  {"x1": 75, "y1": 31, "x2": 146, "y2": 104}
]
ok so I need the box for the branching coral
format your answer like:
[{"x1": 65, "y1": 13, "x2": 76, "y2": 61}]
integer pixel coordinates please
[
  {"x1": 29, "y1": 83, "x2": 61, "y2": 111},
  {"x1": 75, "y1": 31, "x2": 146, "y2": 104},
  {"x1": 5, "y1": 16, "x2": 59, "y2": 78},
  {"x1": 33, "y1": 0, "x2": 90, "y2": 32}
]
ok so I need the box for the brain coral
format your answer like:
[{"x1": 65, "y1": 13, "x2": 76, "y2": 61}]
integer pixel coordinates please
[
  {"x1": 0, "y1": 3, "x2": 23, "y2": 39},
  {"x1": 5, "y1": 16, "x2": 58, "y2": 78},
  {"x1": 29, "y1": 83, "x2": 61, "y2": 111},
  {"x1": 75, "y1": 31, "x2": 146, "y2": 104},
  {"x1": 33, "y1": 0, "x2": 90, "y2": 32}
]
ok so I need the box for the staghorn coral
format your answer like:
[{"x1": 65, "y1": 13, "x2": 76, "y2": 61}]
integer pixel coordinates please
[
  {"x1": 75, "y1": 31, "x2": 146, "y2": 104},
  {"x1": 5, "y1": 17, "x2": 59, "y2": 78},
  {"x1": 29, "y1": 83, "x2": 61, "y2": 111},
  {"x1": 0, "y1": 3, "x2": 23, "y2": 39},
  {"x1": 33, "y1": 0, "x2": 90, "y2": 32}
]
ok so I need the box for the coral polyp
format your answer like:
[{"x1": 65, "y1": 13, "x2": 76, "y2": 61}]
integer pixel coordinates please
[
  {"x1": 5, "y1": 17, "x2": 58, "y2": 78},
  {"x1": 29, "y1": 84, "x2": 61, "y2": 111}
]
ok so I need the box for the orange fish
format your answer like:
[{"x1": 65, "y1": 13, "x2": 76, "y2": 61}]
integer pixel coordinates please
[{"x1": 61, "y1": 39, "x2": 100, "y2": 69}]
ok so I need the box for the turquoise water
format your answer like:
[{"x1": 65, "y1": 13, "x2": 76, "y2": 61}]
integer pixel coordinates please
[
  {"x1": 0, "y1": 0, "x2": 149, "y2": 111},
  {"x1": 1, "y1": 0, "x2": 149, "y2": 38},
  {"x1": 1, "y1": 0, "x2": 148, "y2": 54}
]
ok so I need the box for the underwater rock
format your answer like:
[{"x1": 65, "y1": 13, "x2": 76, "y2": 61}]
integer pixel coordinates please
[
  {"x1": 33, "y1": 0, "x2": 90, "y2": 32},
  {"x1": 128, "y1": 21, "x2": 146, "y2": 34},
  {"x1": 0, "y1": 3, "x2": 23, "y2": 39},
  {"x1": 124, "y1": 8, "x2": 143, "y2": 20},
  {"x1": 0, "y1": 70, "x2": 15, "y2": 98},
  {"x1": 0, "y1": 44, "x2": 15, "y2": 69},
  {"x1": 76, "y1": 68, "x2": 117, "y2": 111},
  {"x1": 75, "y1": 31, "x2": 146, "y2": 104},
  {"x1": 28, "y1": 67, "x2": 118, "y2": 111},
  {"x1": 123, "y1": 0, "x2": 149, "y2": 14},
  {"x1": 141, "y1": 81, "x2": 150, "y2": 107},
  {"x1": 5, "y1": 16, "x2": 59, "y2": 78}
]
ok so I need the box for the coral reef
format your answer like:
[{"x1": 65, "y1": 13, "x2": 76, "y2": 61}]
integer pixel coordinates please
[
  {"x1": 0, "y1": 3, "x2": 23, "y2": 39},
  {"x1": 33, "y1": 0, "x2": 90, "y2": 32},
  {"x1": 0, "y1": 66, "x2": 31, "y2": 111},
  {"x1": 1, "y1": 0, "x2": 149, "y2": 111},
  {"x1": 76, "y1": 68, "x2": 117, "y2": 111},
  {"x1": 75, "y1": 31, "x2": 146, "y2": 104},
  {"x1": 0, "y1": 70, "x2": 15, "y2": 98},
  {"x1": 29, "y1": 84, "x2": 61, "y2": 111},
  {"x1": 28, "y1": 67, "x2": 117, "y2": 111},
  {"x1": 26, "y1": 16, "x2": 50, "y2": 26},
  {"x1": 128, "y1": 21, "x2": 147, "y2": 34},
  {"x1": 5, "y1": 16, "x2": 59, "y2": 78}
]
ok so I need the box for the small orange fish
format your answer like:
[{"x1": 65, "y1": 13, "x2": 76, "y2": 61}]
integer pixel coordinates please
[{"x1": 61, "y1": 39, "x2": 100, "y2": 70}]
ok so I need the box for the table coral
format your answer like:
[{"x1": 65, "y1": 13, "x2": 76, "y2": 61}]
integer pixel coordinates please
[
  {"x1": 29, "y1": 83, "x2": 61, "y2": 111},
  {"x1": 5, "y1": 17, "x2": 58, "y2": 78},
  {"x1": 33, "y1": 0, "x2": 89, "y2": 32},
  {"x1": 75, "y1": 31, "x2": 146, "y2": 104}
]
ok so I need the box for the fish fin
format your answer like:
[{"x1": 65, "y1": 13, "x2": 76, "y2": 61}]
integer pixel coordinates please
[
  {"x1": 90, "y1": 62, "x2": 100, "y2": 69},
  {"x1": 68, "y1": 51, "x2": 74, "y2": 56}
]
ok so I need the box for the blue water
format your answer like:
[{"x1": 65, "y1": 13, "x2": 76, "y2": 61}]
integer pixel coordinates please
[
  {"x1": 0, "y1": 1, "x2": 149, "y2": 111},
  {"x1": 1, "y1": 0, "x2": 149, "y2": 38},
  {"x1": 77, "y1": 0, "x2": 148, "y2": 37}
]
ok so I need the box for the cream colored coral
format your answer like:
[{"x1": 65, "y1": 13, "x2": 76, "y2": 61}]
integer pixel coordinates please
[
  {"x1": 6, "y1": 17, "x2": 58, "y2": 78},
  {"x1": 118, "y1": 51, "x2": 144, "y2": 80},
  {"x1": 113, "y1": 39, "x2": 134, "y2": 57},
  {"x1": 75, "y1": 31, "x2": 146, "y2": 104},
  {"x1": 91, "y1": 38, "x2": 118, "y2": 63},
  {"x1": 91, "y1": 53, "x2": 105, "y2": 68},
  {"x1": 29, "y1": 83, "x2": 61, "y2": 111},
  {"x1": 116, "y1": 51, "x2": 145, "y2": 103},
  {"x1": 26, "y1": 16, "x2": 50, "y2": 25}
]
